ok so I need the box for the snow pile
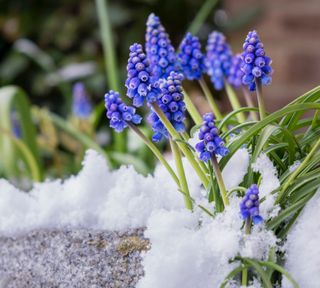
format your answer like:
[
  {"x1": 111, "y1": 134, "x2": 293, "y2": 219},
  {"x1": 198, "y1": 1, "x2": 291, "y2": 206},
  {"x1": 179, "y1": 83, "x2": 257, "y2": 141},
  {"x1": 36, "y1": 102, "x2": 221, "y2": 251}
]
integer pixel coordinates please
[
  {"x1": 138, "y1": 199, "x2": 277, "y2": 288},
  {"x1": 0, "y1": 150, "x2": 187, "y2": 234},
  {"x1": 0, "y1": 148, "x2": 279, "y2": 287},
  {"x1": 283, "y1": 189, "x2": 320, "y2": 288},
  {"x1": 222, "y1": 148, "x2": 250, "y2": 190},
  {"x1": 252, "y1": 153, "x2": 280, "y2": 219}
]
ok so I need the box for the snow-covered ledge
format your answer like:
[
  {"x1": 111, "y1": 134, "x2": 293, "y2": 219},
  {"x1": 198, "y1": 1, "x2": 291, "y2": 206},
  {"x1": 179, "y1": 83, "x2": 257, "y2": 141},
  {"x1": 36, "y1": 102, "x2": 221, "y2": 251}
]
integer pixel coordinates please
[{"x1": 1, "y1": 149, "x2": 316, "y2": 287}]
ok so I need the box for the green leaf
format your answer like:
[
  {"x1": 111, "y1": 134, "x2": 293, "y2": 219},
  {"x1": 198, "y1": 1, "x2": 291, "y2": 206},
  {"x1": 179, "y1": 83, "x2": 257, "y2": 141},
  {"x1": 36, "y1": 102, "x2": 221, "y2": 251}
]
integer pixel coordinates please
[
  {"x1": 267, "y1": 193, "x2": 315, "y2": 230},
  {"x1": 242, "y1": 258, "x2": 273, "y2": 288},
  {"x1": 0, "y1": 86, "x2": 43, "y2": 180},
  {"x1": 259, "y1": 261, "x2": 299, "y2": 288},
  {"x1": 173, "y1": 138, "x2": 196, "y2": 152},
  {"x1": 220, "y1": 102, "x2": 320, "y2": 170},
  {"x1": 190, "y1": 124, "x2": 202, "y2": 138},
  {"x1": 47, "y1": 111, "x2": 113, "y2": 167},
  {"x1": 220, "y1": 265, "x2": 246, "y2": 288},
  {"x1": 218, "y1": 107, "x2": 259, "y2": 130}
]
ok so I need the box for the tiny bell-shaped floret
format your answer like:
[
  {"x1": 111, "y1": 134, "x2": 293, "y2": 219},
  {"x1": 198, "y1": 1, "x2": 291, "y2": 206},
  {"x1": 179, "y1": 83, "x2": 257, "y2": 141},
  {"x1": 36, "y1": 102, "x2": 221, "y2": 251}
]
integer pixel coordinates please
[
  {"x1": 177, "y1": 32, "x2": 205, "y2": 80},
  {"x1": 72, "y1": 82, "x2": 92, "y2": 118},
  {"x1": 227, "y1": 54, "x2": 244, "y2": 89},
  {"x1": 105, "y1": 90, "x2": 142, "y2": 132},
  {"x1": 195, "y1": 112, "x2": 229, "y2": 161},
  {"x1": 148, "y1": 72, "x2": 186, "y2": 142},
  {"x1": 240, "y1": 184, "x2": 263, "y2": 224},
  {"x1": 241, "y1": 30, "x2": 273, "y2": 91},
  {"x1": 125, "y1": 43, "x2": 159, "y2": 107},
  {"x1": 205, "y1": 31, "x2": 232, "y2": 90},
  {"x1": 145, "y1": 13, "x2": 179, "y2": 82}
]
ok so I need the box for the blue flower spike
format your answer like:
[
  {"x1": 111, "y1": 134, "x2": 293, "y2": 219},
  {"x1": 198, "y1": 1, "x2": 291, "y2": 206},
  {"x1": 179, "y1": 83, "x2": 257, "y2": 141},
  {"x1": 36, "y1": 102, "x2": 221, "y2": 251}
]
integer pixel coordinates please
[
  {"x1": 178, "y1": 32, "x2": 205, "y2": 80},
  {"x1": 240, "y1": 184, "x2": 263, "y2": 225},
  {"x1": 195, "y1": 112, "x2": 229, "y2": 162},
  {"x1": 228, "y1": 54, "x2": 244, "y2": 89},
  {"x1": 241, "y1": 30, "x2": 273, "y2": 91},
  {"x1": 125, "y1": 43, "x2": 159, "y2": 107},
  {"x1": 145, "y1": 13, "x2": 179, "y2": 82},
  {"x1": 205, "y1": 31, "x2": 232, "y2": 90},
  {"x1": 72, "y1": 82, "x2": 92, "y2": 118},
  {"x1": 105, "y1": 90, "x2": 142, "y2": 133},
  {"x1": 148, "y1": 72, "x2": 186, "y2": 142}
]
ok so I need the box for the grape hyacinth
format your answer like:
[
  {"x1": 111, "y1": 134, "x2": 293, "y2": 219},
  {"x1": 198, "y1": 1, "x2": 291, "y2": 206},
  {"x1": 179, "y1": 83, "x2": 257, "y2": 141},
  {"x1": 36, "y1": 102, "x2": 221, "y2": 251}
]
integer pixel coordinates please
[
  {"x1": 241, "y1": 30, "x2": 273, "y2": 91},
  {"x1": 125, "y1": 43, "x2": 158, "y2": 107},
  {"x1": 227, "y1": 54, "x2": 244, "y2": 89},
  {"x1": 177, "y1": 32, "x2": 205, "y2": 80},
  {"x1": 105, "y1": 90, "x2": 142, "y2": 133},
  {"x1": 11, "y1": 112, "x2": 22, "y2": 138},
  {"x1": 205, "y1": 31, "x2": 232, "y2": 90},
  {"x1": 72, "y1": 82, "x2": 92, "y2": 118},
  {"x1": 148, "y1": 72, "x2": 186, "y2": 142},
  {"x1": 240, "y1": 184, "x2": 263, "y2": 224},
  {"x1": 195, "y1": 113, "x2": 229, "y2": 162},
  {"x1": 145, "y1": 13, "x2": 179, "y2": 82}
]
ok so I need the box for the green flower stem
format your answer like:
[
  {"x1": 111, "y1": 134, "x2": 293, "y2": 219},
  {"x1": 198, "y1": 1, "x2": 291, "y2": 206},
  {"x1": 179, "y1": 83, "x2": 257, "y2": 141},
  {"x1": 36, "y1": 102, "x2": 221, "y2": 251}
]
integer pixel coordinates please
[
  {"x1": 227, "y1": 186, "x2": 247, "y2": 197},
  {"x1": 127, "y1": 122, "x2": 180, "y2": 187},
  {"x1": 224, "y1": 81, "x2": 246, "y2": 123},
  {"x1": 95, "y1": 0, "x2": 125, "y2": 152},
  {"x1": 242, "y1": 268, "x2": 248, "y2": 287},
  {"x1": 188, "y1": 0, "x2": 219, "y2": 35},
  {"x1": 181, "y1": 132, "x2": 209, "y2": 177},
  {"x1": 242, "y1": 86, "x2": 258, "y2": 121},
  {"x1": 276, "y1": 137, "x2": 320, "y2": 203},
  {"x1": 198, "y1": 77, "x2": 223, "y2": 120},
  {"x1": 255, "y1": 78, "x2": 267, "y2": 120},
  {"x1": 242, "y1": 218, "x2": 252, "y2": 286},
  {"x1": 170, "y1": 139, "x2": 193, "y2": 210},
  {"x1": 151, "y1": 103, "x2": 209, "y2": 188},
  {"x1": 182, "y1": 131, "x2": 190, "y2": 141},
  {"x1": 182, "y1": 89, "x2": 203, "y2": 125},
  {"x1": 211, "y1": 155, "x2": 229, "y2": 206},
  {"x1": 245, "y1": 217, "x2": 252, "y2": 235}
]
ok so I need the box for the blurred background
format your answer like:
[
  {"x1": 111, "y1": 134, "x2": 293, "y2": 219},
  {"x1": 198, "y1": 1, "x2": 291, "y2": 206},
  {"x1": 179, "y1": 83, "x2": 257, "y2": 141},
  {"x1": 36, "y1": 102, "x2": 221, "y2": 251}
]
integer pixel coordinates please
[{"x1": 0, "y1": 0, "x2": 319, "y2": 184}]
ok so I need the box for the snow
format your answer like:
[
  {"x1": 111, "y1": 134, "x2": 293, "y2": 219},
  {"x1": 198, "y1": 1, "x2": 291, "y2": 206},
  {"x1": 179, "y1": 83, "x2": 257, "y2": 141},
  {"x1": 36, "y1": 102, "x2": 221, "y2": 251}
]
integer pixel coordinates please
[
  {"x1": 252, "y1": 153, "x2": 280, "y2": 219},
  {"x1": 0, "y1": 150, "x2": 186, "y2": 234},
  {"x1": 289, "y1": 160, "x2": 301, "y2": 173},
  {"x1": 283, "y1": 189, "x2": 320, "y2": 288},
  {"x1": 0, "y1": 148, "x2": 278, "y2": 287},
  {"x1": 138, "y1": 198, "x2": 276, "y2": 288},
  {"x1": 222, "y1": 148, "x2": 250, "y2": 190}
]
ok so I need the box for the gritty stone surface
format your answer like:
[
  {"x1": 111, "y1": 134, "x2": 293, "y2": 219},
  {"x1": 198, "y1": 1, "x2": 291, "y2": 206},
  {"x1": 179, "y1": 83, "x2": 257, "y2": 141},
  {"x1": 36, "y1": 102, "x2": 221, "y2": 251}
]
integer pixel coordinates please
[{"x1": 0, "y1": 229, "x2": 148, "y2": 288}]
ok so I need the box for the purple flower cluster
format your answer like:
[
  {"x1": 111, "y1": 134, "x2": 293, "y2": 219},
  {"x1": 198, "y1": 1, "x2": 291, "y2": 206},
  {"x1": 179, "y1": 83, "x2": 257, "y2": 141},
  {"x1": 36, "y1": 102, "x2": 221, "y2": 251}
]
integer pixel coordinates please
[
  {"x1": 240, "y1": 184, "x2": 263, "y2": 224},
  {"x1": 72, "y1": 82, "x2": 92, "y2": 118},
  {"x1": 148, "y1": 72, "x2": 186, "y2": 142},
  {"x1": 104, "y1": 90, "x2": 142, "y2": 132},
  {"x1": 227, "y1": 54, "x2": 244, "y2": 89},
  {"x1": 205, "y1": 31, "x2": 232, "y2": 90},
  {"x1": 195, "y1": 113, "x2": 229, "y2": 162},
  {"x1": 145, "y1": 13, "x2": 178, "y2": 82},
  {"x1": 11, "y1": 112, "x2": 22, "y2": 138},
  {"x1": 177, "y1": 32, "x2": 205, "y2": 80},
  {"x1": 241, "y1": 30, "x2": 273, "y2": 91},
  {"x1": 125, "y1": 43, "x2": 158, "y2": 107}
]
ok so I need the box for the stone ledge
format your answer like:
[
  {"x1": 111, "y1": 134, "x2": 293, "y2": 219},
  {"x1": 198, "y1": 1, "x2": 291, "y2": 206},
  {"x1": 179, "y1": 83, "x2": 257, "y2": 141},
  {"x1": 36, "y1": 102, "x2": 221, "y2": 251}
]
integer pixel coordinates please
[{"x1": 0, "y1": 229, "x2": 148, "y2": 288}]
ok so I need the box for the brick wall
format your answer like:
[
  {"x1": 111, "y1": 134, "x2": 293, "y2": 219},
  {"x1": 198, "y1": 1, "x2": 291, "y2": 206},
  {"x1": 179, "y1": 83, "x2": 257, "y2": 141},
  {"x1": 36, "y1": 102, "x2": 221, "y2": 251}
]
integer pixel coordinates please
[{"x1": 225, "y1": 0, "x2": 320, "y2": 111}]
